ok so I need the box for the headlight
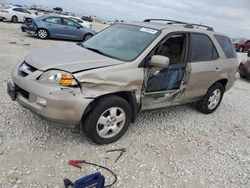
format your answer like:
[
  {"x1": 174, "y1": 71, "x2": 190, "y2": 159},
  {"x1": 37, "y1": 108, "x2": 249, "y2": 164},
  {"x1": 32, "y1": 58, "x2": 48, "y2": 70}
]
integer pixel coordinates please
[{"x1": 39, "y1": 70, "x2": 78, "y2": 86}]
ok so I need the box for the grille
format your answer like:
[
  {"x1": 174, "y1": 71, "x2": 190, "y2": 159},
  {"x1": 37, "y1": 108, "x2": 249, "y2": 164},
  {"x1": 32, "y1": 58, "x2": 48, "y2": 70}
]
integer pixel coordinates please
[{"x1": 18, "y1": 62, "x2": 37, "y2": 77}]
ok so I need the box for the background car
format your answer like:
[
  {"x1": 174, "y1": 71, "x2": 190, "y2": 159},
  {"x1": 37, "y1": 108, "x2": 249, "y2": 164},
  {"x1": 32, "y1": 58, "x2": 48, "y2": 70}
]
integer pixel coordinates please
[
  {"x1": 64, "y1": 16, "x2": 92, "y2": 28},
  {"x1": 0, "y1": 6, "x2": 36, "y2": 23},
  {"x1": 239, "y1": 59, "x2": 250, "y2": 79},
  {"x1": 233, "y1": 39, "x2": 250, "y2": 52},
  {"x1": 81, "y1": 15, "x2": 93, "y2": 22},
  {"x1": 21, "y1": 15, "x2": 97, "y2": 41}
]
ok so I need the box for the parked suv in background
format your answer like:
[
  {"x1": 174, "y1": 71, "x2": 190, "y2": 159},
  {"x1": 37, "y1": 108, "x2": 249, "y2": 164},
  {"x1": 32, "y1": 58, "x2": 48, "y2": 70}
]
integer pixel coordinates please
[
  {"x1": 8, "y1": 19, "x2": 238, "y2": 144},
  {"x1": 234, "y1": 39, "x2": 250, "y2": 52}
]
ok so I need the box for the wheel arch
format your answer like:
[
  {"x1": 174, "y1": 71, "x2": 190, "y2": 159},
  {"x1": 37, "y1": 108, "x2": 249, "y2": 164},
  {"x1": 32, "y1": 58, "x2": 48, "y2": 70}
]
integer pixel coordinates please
[
  {"x1": 82, "y1": 91, "x2": 140, "y2": 125},
  {"x1": 210, "y1": 79, "x2": 228, "y2": 91}
]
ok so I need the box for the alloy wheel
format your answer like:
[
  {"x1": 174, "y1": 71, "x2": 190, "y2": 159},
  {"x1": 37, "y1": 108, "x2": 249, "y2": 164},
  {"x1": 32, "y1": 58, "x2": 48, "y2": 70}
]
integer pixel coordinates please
[
  {"x1": 96, "y1": 107, "x2": 126, "y2": 139},
  {"x1": 208, "y1": 89, "x2": 221, "y2": 110}
]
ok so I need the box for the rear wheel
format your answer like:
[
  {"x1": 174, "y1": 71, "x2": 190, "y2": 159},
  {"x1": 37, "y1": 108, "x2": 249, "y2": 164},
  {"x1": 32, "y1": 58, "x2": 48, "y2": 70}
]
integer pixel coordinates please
[
  {"x1": 11, "y1": 16, "x2": 18, "y2": 23},
  {"x1": 83, "y1": 33, "x2": 93, "y2": 41},
  {"x1": 37, "y1": 29, "x2": 49, "y2": 39},
  {"x1": 197, "y1": 83, "x2": 225, "y2": 114},
  {"x1": 84, "y1": 95, "x2": 132, "y2": 144}
]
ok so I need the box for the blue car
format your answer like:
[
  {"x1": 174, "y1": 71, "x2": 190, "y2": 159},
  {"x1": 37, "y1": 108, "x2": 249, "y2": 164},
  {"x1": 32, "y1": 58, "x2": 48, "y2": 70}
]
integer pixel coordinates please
[{"x1": 21, "y1": 15, "x2": 97, "y2": 41}]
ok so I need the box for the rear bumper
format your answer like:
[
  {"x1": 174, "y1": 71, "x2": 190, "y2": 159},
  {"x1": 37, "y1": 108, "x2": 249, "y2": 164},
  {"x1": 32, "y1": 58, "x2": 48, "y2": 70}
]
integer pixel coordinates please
[
  {"x1": 9, "y1": 65, "x2": 93, "y2": 127},
  {"x1": 21, "y1": 25, "x2": 36, "y2": 35}
]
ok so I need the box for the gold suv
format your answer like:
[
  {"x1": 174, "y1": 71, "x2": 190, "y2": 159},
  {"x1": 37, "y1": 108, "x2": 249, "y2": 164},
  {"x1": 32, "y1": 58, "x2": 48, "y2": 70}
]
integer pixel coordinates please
[{"x1": 7, "y1": 19, "x2": 238, "y2": 144}]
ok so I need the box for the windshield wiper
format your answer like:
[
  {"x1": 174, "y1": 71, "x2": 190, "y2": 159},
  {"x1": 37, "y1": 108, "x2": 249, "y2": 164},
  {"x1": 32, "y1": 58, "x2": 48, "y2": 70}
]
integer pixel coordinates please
[{"x1": 82, "y1": 45, "x2": 114, "y2": 59}]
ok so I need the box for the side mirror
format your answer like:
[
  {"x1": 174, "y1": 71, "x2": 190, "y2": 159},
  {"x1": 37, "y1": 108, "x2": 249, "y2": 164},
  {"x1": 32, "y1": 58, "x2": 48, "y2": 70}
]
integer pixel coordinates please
[{"x1": 149, "y1": 55, "x2": 169, "y2": 68}]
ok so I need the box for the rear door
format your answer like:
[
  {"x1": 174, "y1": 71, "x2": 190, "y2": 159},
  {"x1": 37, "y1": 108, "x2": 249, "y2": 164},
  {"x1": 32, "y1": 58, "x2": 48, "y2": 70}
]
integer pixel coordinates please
[
  {"x1": 21, "y1": 8, "x2": 32, "y2": 19},
  {"x1": 184, "y1": 33, "x2": 222, "y2": 101},
  {"x1": 43, "y1": 17, "x2": 65, "y2": 38},
  {"x1": 62, "y1": 18, "x2": 83, "y2": 40}
]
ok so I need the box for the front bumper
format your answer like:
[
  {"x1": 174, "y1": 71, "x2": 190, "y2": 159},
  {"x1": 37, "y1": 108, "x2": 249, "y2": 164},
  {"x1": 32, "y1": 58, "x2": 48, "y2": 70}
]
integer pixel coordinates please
[{"x1": 9, "y1": 65, "x2": 93, "y2": 127}]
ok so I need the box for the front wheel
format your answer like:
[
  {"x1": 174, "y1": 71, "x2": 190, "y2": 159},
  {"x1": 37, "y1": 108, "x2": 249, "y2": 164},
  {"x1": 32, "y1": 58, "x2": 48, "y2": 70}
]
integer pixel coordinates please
[
  {"x1": 84, "y1": 95, "x2": 132, "y2": 144},
  {"x1": 197, "y1": 83, "x2": 225, "y2": 114},
  {"x1": 83, "y1": 33, "x2": 93, "y2": 41},
  {"x1": 37, "y1": 29, "x2": 49, "y2": 39}
]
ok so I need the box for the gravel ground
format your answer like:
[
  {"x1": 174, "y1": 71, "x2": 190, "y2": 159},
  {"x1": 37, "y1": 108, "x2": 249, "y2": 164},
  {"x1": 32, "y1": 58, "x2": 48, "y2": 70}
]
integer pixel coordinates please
[{"x1": 0, "y1": 21, "x2": 250, "y2": 188}]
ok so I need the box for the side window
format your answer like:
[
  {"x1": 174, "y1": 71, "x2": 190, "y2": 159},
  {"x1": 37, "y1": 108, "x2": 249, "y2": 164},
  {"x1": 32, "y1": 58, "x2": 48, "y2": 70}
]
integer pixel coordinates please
[
  {"x1": 22, "y1": 9, "x2": 31, "y2": 14},
  {"x1": 214, "y1": 35, "x2": 237, "y2": 58},
  {"x1": 44, "y1": 17, "x2": 62, "y2": 25},
  {"x1": 63, "y1": 18, "x2": 79, "y2": 27},
  {"x1": 13, "y1": 8, "x2": 22, "y2": 12},
  {"x1": 190, "y1": 33, "x2": 218, "y2": 62}
]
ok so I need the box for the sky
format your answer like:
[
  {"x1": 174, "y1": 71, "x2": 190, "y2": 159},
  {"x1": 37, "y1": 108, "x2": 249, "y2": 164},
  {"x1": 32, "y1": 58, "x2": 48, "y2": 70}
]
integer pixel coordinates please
[{"x1": 2, "y1": 0, "x2": 250, "y2": 38}]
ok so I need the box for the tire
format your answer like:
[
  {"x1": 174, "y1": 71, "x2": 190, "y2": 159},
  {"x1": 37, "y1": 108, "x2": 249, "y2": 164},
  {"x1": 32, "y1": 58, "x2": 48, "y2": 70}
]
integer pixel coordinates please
[
  {"x1": 197, "y1": 83, "x2": 225, "y2": 114},
  {"x1": 248, "y1": 51, "x2": 250, "y2": 57},
  {"x1": 83, "y1": 33, "x2": 93, "y2": 41},
  {"x1": 239, "y1": 46, "x2": 244, "y2": 52},
  {"x1": 37, "y1": 29, "x2": 49, "y2": 39},
  {"x1": 239, "y1": 74, "x2": 246, "y2": 79},
  {"x1": 239, "y1": 64, "x2": 246, "y2": 78},
  {"x1": 84, "y1": 95, "x2": 132, "y2": 144},
  {"x1": 11, "y1": 16, "x2": 18, "y2": 23}
]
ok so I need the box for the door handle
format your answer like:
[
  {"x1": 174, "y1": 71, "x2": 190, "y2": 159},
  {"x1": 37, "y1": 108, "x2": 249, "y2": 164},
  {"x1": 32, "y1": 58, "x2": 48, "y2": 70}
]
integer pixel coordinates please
[{"x1": 214, "y1": 67, "x2": 221, "y2": 72}]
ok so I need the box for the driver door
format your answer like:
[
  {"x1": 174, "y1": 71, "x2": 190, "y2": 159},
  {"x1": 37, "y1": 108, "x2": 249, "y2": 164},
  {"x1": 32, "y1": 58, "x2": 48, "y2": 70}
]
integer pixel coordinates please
[{"x1": 141, "y1": 33, "x2": 190, "y2": 110}]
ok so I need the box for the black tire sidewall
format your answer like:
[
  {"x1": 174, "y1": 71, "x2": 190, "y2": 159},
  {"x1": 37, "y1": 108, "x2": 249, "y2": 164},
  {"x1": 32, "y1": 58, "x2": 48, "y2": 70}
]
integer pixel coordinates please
[
  {"x1": 198, "y1": 83, "x2": 224, "y2": 114},
  {"x1": 85, "y1": 96, "x2": 132, "y2": 144}
]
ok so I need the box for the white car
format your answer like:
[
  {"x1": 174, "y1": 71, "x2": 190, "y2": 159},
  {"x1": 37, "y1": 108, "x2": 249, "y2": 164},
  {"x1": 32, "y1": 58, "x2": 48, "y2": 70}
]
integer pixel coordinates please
[
  {"x1": 0, "y1": 6, "x2": 36, "y2": 23},
  {"x1": 65, "y1": 16, "x2": 92, "y2": 29}
]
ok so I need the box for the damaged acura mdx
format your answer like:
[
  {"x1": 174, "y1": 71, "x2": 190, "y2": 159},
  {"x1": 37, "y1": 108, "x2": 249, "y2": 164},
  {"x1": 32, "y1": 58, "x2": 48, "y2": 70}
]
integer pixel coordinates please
[{"x1": 7, "y1": 19, "x2": 238, "y2": 144}]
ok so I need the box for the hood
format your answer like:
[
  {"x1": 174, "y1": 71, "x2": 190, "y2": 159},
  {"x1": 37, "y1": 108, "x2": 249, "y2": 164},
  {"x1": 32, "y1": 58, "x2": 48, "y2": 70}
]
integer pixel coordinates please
[{"x1": 24, "y1": 44, "x2": 123, "y2": 72}]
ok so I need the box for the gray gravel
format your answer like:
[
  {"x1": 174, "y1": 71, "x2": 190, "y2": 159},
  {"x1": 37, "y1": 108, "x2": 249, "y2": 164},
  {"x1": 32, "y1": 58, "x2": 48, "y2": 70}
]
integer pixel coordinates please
[{"x1": 0, "y1": 22, "x2": 250, "y2": 188}]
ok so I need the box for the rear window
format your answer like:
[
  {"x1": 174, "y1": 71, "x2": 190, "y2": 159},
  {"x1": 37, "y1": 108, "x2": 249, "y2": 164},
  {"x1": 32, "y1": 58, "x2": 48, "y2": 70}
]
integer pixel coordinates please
[
  {"x1": 190, "y1": 33, "x2": 218, "y2": 62},
  {"x1": 215, "y1": 35, "x2": 237, "y2": 58}
]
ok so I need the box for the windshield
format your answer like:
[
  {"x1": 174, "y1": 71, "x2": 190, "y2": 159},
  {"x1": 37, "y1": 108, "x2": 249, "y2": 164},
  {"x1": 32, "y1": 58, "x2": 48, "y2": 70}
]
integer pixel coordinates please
[{"x1": 82, "y1": 24, "x2": 160, "y2": 61}]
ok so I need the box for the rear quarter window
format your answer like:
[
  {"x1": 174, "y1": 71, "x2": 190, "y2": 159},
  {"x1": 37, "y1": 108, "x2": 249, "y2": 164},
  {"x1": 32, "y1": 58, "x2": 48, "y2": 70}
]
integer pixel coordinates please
[
  {"x1": 190, "y1": 33, "x2": 218, "y2": 62},
  {"x1": 214, "y1": 35, "x2": 237, "y2": 58}
]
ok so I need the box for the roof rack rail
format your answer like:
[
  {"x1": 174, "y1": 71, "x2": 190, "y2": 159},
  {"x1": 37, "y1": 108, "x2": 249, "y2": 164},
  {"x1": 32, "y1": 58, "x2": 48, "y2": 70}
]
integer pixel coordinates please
[
  {"x1": 143, "y1": 19, "x2": 188, "y2": 25},
  {"x1": 185, "y1": 23, "x2": 214, "y2": 31},
  {"x1": 143, "y1": 19, "x2": 214, "y2": 31}
]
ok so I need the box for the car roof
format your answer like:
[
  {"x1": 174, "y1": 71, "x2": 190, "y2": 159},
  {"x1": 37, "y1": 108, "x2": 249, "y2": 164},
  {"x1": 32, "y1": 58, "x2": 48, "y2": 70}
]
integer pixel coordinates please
[{"x1": 124, "y1": 21, "x2": 225, "y2": 36}]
